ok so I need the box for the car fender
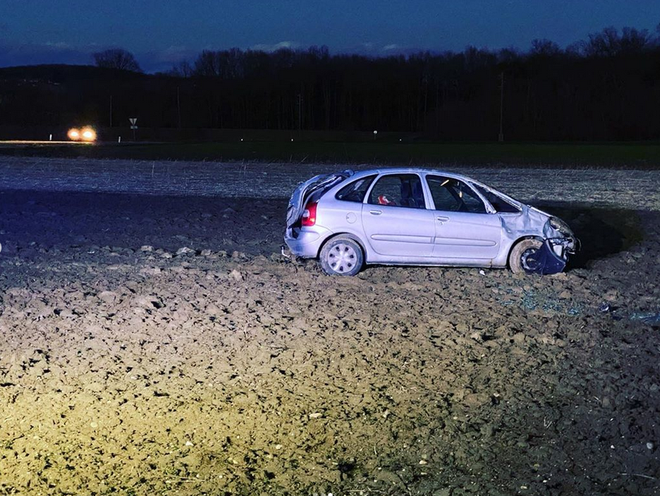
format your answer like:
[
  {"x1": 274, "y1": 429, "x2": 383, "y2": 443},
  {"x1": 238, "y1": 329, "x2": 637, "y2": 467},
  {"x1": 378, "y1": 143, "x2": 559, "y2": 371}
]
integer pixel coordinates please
[{"x1": 493, "y1": 206, "x2": 548, "y2": 266}]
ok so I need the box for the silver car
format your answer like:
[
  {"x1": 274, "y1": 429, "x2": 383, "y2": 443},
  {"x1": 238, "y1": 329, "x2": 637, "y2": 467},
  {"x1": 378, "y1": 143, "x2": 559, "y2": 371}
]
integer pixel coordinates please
[{"x1": 284, "y1": 168, "x2": 578, "y2": 276}]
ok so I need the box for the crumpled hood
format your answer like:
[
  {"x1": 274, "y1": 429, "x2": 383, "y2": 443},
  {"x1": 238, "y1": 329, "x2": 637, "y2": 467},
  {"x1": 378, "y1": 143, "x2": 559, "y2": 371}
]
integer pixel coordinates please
[
  {"x1": 500, "y1": 204, "x2": 575, "y2": 244},
  {"x1": 499, "y1": 204, "x2": 550, "y2": 238}
]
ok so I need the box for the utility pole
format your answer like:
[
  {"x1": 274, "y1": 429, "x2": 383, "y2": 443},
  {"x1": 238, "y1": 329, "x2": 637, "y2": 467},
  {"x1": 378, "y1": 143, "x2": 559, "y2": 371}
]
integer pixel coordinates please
[
  {"x1": 176, "y1": 87, "x2": 182, "y2": 129},
  {"x1": 297, "y1": 93, "x2": 303, "y2": 138},
  {"x1": 435, "y1": 80, "x2": 440, "y2": 137},
  {"x1": 498, "y1": 72, "x2": 504, "y2": 142}
]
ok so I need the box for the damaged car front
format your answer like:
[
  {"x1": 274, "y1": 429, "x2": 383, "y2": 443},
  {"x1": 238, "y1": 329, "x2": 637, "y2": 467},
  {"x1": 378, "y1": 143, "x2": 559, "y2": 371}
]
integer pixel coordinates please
[
  {"x1": 508, "y1": 210, "x2": 578, "y2": 275},
  {"x1": 473, "y1": 181, "x2": 579, "y2": 275},
  {"x1": 534, "y1": 213, "x2": 579, "y2": 274}
]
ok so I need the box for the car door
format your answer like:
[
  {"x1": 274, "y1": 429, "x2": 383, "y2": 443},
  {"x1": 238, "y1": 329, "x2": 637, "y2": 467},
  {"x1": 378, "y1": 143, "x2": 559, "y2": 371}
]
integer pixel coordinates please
[
  {"x1": 426, "y1": 175, "x2": 502, "y2": 261},
  {"x1": 361, "y1": 173, "x2": 435, "y2": 258}
]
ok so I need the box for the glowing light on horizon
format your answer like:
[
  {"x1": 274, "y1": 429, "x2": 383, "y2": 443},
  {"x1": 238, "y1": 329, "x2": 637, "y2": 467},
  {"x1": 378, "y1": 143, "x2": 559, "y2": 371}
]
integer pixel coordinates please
[
  {"x1": 68, "y1": 127, "x2": 97, "y2": 142},
  {"x1": 81, "y1": 127, "x2": 97, "y2": 141}
]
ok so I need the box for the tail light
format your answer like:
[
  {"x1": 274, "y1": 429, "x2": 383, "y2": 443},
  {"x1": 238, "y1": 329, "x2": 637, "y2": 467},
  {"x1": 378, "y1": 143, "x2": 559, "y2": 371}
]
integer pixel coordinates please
[{"x1": 301, "y1": 201, "x2": 318, "y2": 227}]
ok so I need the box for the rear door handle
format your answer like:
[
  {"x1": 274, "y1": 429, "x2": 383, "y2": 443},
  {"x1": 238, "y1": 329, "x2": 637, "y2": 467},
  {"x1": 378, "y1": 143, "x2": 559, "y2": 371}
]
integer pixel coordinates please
[
  {"x1": 370, "y1": 210, "x2": 382, "y2": 215},
  {"x1": 436, "y1": 216, "x2": 449, "y2": 222}
]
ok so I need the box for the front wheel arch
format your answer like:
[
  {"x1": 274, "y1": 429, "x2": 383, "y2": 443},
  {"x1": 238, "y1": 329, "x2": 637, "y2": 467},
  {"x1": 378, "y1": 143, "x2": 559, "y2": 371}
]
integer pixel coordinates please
[{"x1": 508, "y1": 236, "x2": 544, "y2": 274}]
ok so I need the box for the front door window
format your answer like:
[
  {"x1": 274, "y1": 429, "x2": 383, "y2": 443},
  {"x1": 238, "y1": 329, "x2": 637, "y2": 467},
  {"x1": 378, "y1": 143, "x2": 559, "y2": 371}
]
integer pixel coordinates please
[{"x1": 426, "y1": 176, "x2": 486, "y2": 213}]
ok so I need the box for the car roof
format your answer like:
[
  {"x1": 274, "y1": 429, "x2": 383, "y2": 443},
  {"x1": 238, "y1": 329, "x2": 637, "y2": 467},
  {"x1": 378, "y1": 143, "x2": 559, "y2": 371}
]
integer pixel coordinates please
[
  {"x1": 339, "y1": 167, "x2": 524, "y2": 209},
  {"x1": 348, "y1": 167, "x2": 480, "y2": 184}
]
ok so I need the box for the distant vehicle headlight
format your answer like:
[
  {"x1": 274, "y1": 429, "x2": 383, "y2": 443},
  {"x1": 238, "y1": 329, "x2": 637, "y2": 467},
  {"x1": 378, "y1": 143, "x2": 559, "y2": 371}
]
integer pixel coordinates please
[
  {"x1": 80, "y1": 127, "x2": 97, "y2": 142},
  {"x1": 68, "y1": 126, "x2": 96, "y2": 142}
]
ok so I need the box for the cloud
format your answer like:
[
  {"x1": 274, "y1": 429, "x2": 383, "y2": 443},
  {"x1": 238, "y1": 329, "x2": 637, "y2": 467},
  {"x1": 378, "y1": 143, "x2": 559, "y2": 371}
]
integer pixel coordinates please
[
  {"x1": 343, "y1": 42, "x2": 420, "y2": 56},
  {"x1": 150, "y1": 46, "x2": 197, "y2": 64},
  {"x1": 250, "y1": 41, "x2": 300, "y2": 52},
  {"x1": 43, "y1": 41, "x2": 71, "y2": 49},
  {"x1": 0, "y1": 39, "x2": 427, "y2": 74},
  {"x1": 136, "y1": 45, "x2": 200, "y2": 72}
]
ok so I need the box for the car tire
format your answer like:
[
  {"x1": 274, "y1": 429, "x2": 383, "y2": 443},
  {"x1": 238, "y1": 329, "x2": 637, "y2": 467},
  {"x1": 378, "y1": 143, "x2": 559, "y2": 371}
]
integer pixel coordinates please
[
  {"x1": 509, "y1": 238, "x2": 543, "y2": 274},
  {"x1": 320, "y1": 236, "x2": 364, "y2": 276}
]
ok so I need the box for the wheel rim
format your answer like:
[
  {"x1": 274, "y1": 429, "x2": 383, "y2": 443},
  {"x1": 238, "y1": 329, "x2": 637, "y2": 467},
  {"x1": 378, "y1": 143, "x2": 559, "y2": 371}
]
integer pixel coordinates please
[
  {"x1": 521, "y1": 247, "x2": 541, "y2": 272},
  {"x1": 327, "y1": 243, "x2": 358, "y2": 273}
]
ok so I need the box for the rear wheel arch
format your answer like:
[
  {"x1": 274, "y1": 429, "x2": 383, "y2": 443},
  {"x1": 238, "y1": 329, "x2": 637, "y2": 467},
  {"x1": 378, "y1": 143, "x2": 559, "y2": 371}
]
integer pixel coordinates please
[
  {"x1": 317, "y1": 232, "x2": 367, "y2": 259},
  {"x1": 318, "y1": 234, "x2": 366, "y2": 276}
]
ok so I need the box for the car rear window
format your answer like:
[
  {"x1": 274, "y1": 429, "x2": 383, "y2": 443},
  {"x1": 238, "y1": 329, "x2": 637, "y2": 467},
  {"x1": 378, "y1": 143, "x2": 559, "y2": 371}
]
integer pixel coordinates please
[{"x1": 335, "y1": 175, "x2": 376, "y2": 203}]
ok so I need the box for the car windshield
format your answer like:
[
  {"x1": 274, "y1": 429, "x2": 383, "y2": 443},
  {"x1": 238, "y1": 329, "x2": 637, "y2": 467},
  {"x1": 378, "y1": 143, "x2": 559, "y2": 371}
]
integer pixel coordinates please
[{"x1": 472, "y1": 184, "x2": 520, "y2": 213}]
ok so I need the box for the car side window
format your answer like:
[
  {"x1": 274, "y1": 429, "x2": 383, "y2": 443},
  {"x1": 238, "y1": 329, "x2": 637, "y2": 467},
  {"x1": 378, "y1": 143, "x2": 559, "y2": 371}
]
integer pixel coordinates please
[
  {"x1": 367, "y1": 174, "x2": 425, "y2": 209},
  {"x1": 427, "y1": 176, "x2": 487, "y2": 214},
  {"x1": 335, "y1": 175, "x2": 376, "y2": 203}
]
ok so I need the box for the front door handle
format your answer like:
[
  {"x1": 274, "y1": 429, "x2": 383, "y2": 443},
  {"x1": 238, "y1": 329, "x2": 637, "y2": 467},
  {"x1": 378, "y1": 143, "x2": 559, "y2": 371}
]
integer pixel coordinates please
[
  {"x1": 370, "y1": 210, "x2": 382, "y2": 215},
  {"x1": 436, "y1": 216, "x2": 449, "y2": 222}
]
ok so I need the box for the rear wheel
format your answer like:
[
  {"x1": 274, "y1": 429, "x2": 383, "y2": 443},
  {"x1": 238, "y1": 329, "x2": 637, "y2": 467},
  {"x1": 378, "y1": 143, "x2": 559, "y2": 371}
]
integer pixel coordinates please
[
  {"x1": 320, "y1": 236, "x2": 363, "y2": 276},
  {"x1": 509, "y1": 238, "x2": 543, "y2": 274}
]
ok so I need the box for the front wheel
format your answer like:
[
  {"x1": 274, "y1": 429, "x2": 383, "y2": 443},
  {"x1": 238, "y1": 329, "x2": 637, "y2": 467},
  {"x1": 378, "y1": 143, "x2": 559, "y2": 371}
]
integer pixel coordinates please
[
  {"x1": 319, "y1": 236, "x2": 364, "y2": 276},
  {"x1": 509, "y1": 238, "x2": 543, "y2": 274}
]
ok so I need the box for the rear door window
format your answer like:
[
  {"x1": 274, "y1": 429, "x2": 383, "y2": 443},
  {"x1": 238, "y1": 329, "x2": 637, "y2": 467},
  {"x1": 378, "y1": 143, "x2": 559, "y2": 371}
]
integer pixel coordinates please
[
  {"x1": 367, "y1": 174, "x2": 426, "y2": 209},
  {"x1": 335, "y1": 175, "x2": 376, "y2": 203}
]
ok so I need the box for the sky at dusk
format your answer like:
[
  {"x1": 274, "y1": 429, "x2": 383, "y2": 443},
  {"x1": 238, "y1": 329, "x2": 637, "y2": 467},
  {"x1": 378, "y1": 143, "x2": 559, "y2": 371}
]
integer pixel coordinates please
[{"x1": 1, "y1": 0, "x2": 659, "y2": 72}]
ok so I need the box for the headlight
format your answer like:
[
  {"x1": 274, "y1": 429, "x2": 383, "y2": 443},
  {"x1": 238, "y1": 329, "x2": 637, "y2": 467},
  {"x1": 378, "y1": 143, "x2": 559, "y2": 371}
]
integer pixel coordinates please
[
  {"x1": 80, "y1": 127, "x2": 97, "y2": 142},
  {"x1": 549, "y1": 217, "x2": 573, "y2": 236},
  {"x1": 68, "y1": 126, "x2": 96, "y2": 142}
]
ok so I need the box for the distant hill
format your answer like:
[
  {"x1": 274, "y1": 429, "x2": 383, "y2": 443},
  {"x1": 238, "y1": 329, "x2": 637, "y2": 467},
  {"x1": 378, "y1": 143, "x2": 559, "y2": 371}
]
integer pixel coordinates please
[
  {"x1": 0, "y1": 64, "x2": 173, "y2": 130},
  {"x1": 0, "y1": 64, "x2": 149, "y2": 83}
]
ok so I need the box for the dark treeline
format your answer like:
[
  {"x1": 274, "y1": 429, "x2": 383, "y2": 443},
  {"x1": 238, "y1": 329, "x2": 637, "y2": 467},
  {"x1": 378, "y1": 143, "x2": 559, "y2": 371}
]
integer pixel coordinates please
[{"x1": 1, "y1": 25, "x2": 659, "y2": 140}]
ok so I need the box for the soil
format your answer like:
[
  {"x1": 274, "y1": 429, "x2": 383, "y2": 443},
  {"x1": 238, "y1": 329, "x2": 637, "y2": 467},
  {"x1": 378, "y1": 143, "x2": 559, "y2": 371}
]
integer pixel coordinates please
[{"x1": 0, "y1": 159, "x2": 659, "y2": 495}]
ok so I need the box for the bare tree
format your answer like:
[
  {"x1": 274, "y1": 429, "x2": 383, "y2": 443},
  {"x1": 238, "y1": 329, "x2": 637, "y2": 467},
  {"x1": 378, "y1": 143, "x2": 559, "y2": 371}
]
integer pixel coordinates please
[
  {"x1": 192, "y1": 48, "x2": 245, "y2": 79},
  {"x1": 92, "y1": 48, "x2": 143, "y2": 72},
  {"x1": 166, "y1": 60, "x2": 194, "y2": 78},
  {"x1": 530, "y1": 39, "x2": 561, "y2": 57},
  {"x1": 4, "y1": 21, "x2": 660, "y2": 141},
  {"x1": 584, "y1": 26, "x2": 653, "y2": 57},
  {"x1": 619, "y1": 27, "x2": 653, "y2": 53}
]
